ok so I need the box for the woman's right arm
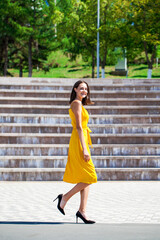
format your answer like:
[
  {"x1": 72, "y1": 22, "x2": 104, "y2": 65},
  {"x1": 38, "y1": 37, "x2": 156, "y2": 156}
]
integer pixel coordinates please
[{"x1": 71, "y1": 101, "x2": 90, "y2": 162}]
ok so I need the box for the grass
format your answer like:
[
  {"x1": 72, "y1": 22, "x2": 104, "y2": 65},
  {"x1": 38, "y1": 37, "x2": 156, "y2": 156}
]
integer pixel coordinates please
[{"x1": 8, "y1": 50, "x2": 160, "y2": 78}]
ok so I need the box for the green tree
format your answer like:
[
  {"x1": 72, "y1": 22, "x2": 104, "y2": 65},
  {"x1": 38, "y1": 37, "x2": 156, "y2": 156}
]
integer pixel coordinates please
[
  {"x1": 57, "y1": 0, "x2": 124, "y2": 78},
  {"x1": 99, "y1": 0, "x2": 120, "y2": 78},
  {"x1": 0, "y1": 0, "x2": 25, "y2": 76},
  {"x1": 0, "y1": 0, "x2": 62, "y2": 77},
  {"x1": 16, "y1": 0, "x2": 60, "y2": 77},
  {"x1": 57, "y1": 0, "x2": 98, "y2": 78},
  {"x1": 114, "y1": 0, "x2": 160, "y2": 78}
]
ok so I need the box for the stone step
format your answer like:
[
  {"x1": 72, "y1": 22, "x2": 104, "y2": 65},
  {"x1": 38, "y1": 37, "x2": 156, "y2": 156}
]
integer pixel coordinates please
[
  {"x1": 0, "y1": 114, "x2": 160, "y2": 124},
  {"x1": 0, "y1": 78, "x2": 160, "y2": 181},
  {"x1": 1, "y1": 97, "x2": 160, "y2": 106},
  {"x1": 1, "y1": 105, "x2": 160, "y2": 114},
  {"x1": 1, "y1": 84, "x2": 160, "y2": 91},
  {"x1": 0, "y1": 144, "x2": 159, "y2": 156},
  {"x1": 0, "y1": 133, "x2": 160, "y2": 144},
  {"x1": 0, "y1": 89, "x2": 160, "y2": 98},
  {"x1": 0, "y1": 77, "x2": 160, "y2": 85},
  {"x1": 1, "y1": 123, "x2": 160, "y2": 134},
  {"x1": 0, "y1": 156, "x2": 160, "y2": 168},
  {"x1": 96, "y1": 168, "x2": 160, "y2": 181},
  {"x1": 0, "y1": 167, "x2": 160, "y2": 181}
]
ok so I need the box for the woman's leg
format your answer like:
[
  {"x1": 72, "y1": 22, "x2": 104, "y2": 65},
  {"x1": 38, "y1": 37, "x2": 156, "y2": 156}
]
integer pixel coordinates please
[
  {"x1": 60, "y1": 182, "x2": 90, "y2": 209},
  {"x1": 79, "y1": 185, "x2": 90, "y2": 219}
]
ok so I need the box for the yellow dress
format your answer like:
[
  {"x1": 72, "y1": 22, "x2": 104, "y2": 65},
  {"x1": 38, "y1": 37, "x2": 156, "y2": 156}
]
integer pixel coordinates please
[{"x1": 63, "y1": 105, "x2": 97, "y2": 184}]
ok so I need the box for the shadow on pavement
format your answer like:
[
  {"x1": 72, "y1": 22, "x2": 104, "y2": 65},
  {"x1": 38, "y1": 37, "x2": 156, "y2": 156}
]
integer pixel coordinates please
[{"x1": 0, "y1": 221, "x2": 76, "y2": 225}]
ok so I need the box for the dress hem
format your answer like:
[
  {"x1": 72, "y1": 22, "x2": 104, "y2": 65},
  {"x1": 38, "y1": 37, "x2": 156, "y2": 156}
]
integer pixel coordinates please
[{"x1": 63, "y1": 179, "x2": 97, "y2": 184}]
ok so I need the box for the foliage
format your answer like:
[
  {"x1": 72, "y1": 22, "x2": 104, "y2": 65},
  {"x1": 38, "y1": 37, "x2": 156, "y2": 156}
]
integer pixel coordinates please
[
  {"x1": 0, "y1": 0, "x2": 62, "y2": 77},
  {"x1": 0, "y1": 0, "x2": 159, "y2": 78},
  {"x1": 114, "y1": 0, "x2": 160, "y2": 76}
]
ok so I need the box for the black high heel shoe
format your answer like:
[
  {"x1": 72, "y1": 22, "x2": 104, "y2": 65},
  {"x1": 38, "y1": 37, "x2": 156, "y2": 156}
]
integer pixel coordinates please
[
  {"x1": 76, "y1": 211, "x2": 95, "y2": 224},
  {"x1": 53, "y1": 194, "x2": 65, "y2": 215}
]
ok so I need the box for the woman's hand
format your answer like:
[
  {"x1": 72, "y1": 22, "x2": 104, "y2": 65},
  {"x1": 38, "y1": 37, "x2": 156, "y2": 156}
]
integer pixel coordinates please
[{"x1": 83, "y1": 149, "x2": 90, "y2": 162}]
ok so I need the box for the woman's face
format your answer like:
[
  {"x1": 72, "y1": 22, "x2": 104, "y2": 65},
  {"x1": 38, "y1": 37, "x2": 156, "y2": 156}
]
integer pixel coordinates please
[{"x1": 74, "y1": 82, "x2": 88, "y2": 100}]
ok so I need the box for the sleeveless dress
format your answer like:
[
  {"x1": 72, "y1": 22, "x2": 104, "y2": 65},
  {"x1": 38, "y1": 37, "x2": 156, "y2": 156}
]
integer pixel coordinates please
[{"x1": 63, "y1": 105, "x2": 97, "y2": 184}]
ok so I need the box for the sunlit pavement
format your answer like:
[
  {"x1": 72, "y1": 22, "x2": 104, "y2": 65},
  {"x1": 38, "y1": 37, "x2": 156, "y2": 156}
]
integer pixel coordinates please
[{"x1": 0, "y1": 181, "x2": 160, "y2": 240}]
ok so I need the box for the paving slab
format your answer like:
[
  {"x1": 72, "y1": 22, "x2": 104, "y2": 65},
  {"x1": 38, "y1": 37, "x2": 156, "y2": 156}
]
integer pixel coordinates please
[{"x1": 0, "y1": 181, "x2": 160, "y2": 224}]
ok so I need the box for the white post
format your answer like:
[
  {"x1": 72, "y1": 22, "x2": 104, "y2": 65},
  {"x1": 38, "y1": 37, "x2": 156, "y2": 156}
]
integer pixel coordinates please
[
  {"x1": 156, "y1": 58, "x2": 159, "y2": 68},
  {"x1": 102, "y1": 69, "x2": 105, "y2": 78},
  {"x1": 147, "y1": 69, "x2": 152, "y2": 79},
  {"x1": 97, "y1": 0, "x2": 100, "y2": 78}
]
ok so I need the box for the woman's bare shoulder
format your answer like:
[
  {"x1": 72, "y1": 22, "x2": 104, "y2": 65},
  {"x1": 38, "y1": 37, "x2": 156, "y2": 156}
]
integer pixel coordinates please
[{"x1": 70, "y1": 100, "x2": 82, "y2": 111}]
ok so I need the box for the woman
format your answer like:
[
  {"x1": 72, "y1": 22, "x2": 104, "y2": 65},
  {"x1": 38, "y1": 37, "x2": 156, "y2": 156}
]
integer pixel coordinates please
[{"x1": 53, "y1": 80, "x2": 97, "y2": 224}]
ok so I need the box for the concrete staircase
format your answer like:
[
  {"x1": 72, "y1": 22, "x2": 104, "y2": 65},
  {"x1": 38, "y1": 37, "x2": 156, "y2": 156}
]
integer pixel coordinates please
[{"x1": 0, "y1": 77, "x2": 160, "y2": 181}]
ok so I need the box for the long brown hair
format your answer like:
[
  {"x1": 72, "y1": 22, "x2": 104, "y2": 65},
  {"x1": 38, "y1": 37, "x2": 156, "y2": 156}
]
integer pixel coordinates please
[{"x1": 69, "y1": 80, "x2": 94, "y2": 105}]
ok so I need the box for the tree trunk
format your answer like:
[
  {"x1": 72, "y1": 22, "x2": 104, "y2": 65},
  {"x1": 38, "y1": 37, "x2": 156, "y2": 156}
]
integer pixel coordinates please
[
  {"x1": 28, "y1": 37, "x2": 32, "y2": 77},
  {"x1": 101, "y1": 50, "x2": 107, "y2": 79},
  {"x1": 4, "y1": 37, "x2": 8, "y2": 76},
  {"x1": 144, "y1": 41, "x2": 157, "y2": 79},
  {"x1": 0, "y1": 45, "x2": 3, "y2": 75},
  {"x1": 19, "y1": 59, "x2": 23, "y2": 77},
  {"x1": 91, "y1": 51, "x2": 95, "y2": 78},
  {"x1": 19, "y1": 66, "x2": 23, "y2": 77}
]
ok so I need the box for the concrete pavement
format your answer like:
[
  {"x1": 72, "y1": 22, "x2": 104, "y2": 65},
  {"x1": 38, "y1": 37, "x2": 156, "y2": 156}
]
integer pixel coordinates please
[
  {"x1": 1, "y1": 223, "x2": 160, "y2": 240},
  {"x1": 1, "y1": 181, "x2": 160, "y2": 224},
  {"x1": 0, "y1": 181, "x2": 160, "y2": 239}
]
